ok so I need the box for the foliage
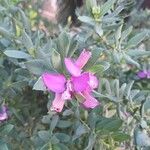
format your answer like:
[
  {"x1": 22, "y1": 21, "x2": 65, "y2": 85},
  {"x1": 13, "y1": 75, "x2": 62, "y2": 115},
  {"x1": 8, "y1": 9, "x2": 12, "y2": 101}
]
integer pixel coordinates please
[{"x1": 0, "y1": 0, "x2": 150, "y2": 149}]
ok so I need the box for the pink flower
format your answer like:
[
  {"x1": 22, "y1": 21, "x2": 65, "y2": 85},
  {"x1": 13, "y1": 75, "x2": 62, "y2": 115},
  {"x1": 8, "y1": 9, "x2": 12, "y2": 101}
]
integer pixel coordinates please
[
  {"x1": 42, "y1": 49, "x2": 100, "y2": 112},
  {"x1": 42, "y1": 73, "x2": 71, "y2": 112},
  {"x1": 0, "y1": 105, "x2": 8, "y2": 122},
  {"x1": 65, "y1": 49, "x2": 100, "y2": 109},
  {"x1": 137, "y1": 70, "x2": 150, "y2": 79}
]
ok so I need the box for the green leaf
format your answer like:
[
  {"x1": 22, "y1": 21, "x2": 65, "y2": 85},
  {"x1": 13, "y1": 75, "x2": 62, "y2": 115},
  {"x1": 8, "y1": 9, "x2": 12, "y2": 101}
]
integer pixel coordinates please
[
  {"x1": 56, "y1": 31, "x2": 69, "y2": 57},
  {"x1": 119, "y1": 83, "x2": 127, "y2": 99},
  {"x1": 88, "y1": 111, "x2": 99, "y2": 129},
  {"x1": 120, "y1": 26, "x2": 133, "y2": 42},
  {"x1": 55, "y1": 31, "x2": 78, "y2": 58},
  {"x1": 100, "y1": 0, "x2": 116, "y2": 16},
  {"x1": 67, "y1": 38, "x2": 78, "y2": 58},
  {"x1": 0, "y1": 5, "x2": 6, "y2": 12},
  {"x1": 89, "y1": 62, "x2": 110, "y2": 75},
  {"x1": 111, "y1": 79, "x2": 120, "y2": 99},
  {"x1": 111, "y1": 5, "x2": 124, "y2": 17},
  {"x1": 127, "y1": 50, "x2": 150, "y2": 58},
  {"x1": 100, "y1": 61, "x2": 110, "y2": 71},
  {"x1": 57, "y1": 120, "x2": 72, "y2": 128},
  {"x1": 86, "y1": 0, "x2": 97, "y2": 13},
  {"x1": 4, "y1": 50, "x2": 31, "y2": 59},
  {"x1": 18, "y1": 8, "x2": 31, "y2": 35},
  {"x1": 50, "y1": 115, "x2": 59, "y2": 133},
  {"x1": 0, "y1": 124, "x2": 14, "y2": 135},
  {"x1": 51, "y1": 49, "x2": 62, "y2": 70},
  {"x1": 62, "y1": 110, "x2": 73, "y2": 116},
  {"x1": 89, "y1": 64, "x2": 104, "y2": 74},
  {"x1": 78, "y1": 16, "x2": 94, "y2": 26},
  {"x1": 85, "y1": 133, "x2": 96, "y2": 150},
  {"x1": 123, "y1": 53, "x2": 140, "y2": 68},
  {"x1": 24, "y1": 59, "x2": 52, "y2": 75},
  {"x1": 115, "y1": 24, "x2": 123, "y2": 47},
  {"x1": 126, "y1": 31, "x2": 148, "y2": 48},
  {"x1": 96, "y1": 117, "x2": 123, "y2": 132},
  {"x1": 35, "y1": 48, "x2": 50, "y2": 59},
  {"x1": 0, "y1": 140, "x2": 9, "y2": 150},
  {"x1": 85, "y1": 48, "x2": 103, "y2": 69},
  {"x1": 39, "y1": 143, "x2": 50, "y2": 150},
  {"x1": 33, "y1": 77, "x2": 46, "y2": 91},
  {"x1": 72, "y1": 124, "x2": 88, "y2": 140},
  {"x1": 124, "y1": 81, "x2": 134, "y2": 100},
  {"x1": 144, "y1": 96, "x2": 150, "y2": 111},
  {"x1": 140, "y1": 119, "x2": 148, "y2": 129},
  {"x1": 41, "y1": 39, "x2": 52, "y2": 54},
  {"x1": 130, "y1": 90, "x2": 140, "y2": 100},
  {"x1": 0, "y1": 27, "x2": 15, "y2": 39},
  {"x1": 102, "y1": 79, "x2": 112, "y2": 95},
  {"x1": 51, "y1": 136, "x2": 59, "y2": 144},
  {"x1": 134, "y1": 129, "x2": 150, "y2": 147},
  {"x1": 112, "y1": 51, "x2": 123, "y2": 63},
  {"x1": 54, "y1": 133, "x2": 70, "y2": 143},
  {"x1": 41, "y1": 115, "x2": 52, "y2": 124},
  {"x1": 95, "y1": 23, "x2": 103, "y2": 36},
  {"x1": 38, "y1": 130, "x2": 50, "y2": 142},
  {"x1": 111, "y1": 132, "x2": 130, "y2": 142},
  {"x1": 22, "y1": 31, "x2": 34, "y2": 56},
  {"x1": 60, "y1": 32, "x2": 69, "y2": 56}
]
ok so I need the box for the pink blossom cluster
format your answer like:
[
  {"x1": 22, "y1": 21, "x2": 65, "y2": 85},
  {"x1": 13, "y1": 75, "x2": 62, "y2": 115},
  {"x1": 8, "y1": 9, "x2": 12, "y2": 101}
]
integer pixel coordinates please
[{"x1": 42, "y1": 49, "x2": 100, "y2": 112}]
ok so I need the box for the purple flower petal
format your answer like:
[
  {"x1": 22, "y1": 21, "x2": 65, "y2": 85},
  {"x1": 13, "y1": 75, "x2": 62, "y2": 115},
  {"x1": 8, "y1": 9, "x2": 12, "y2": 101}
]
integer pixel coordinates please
[
  {"x1": 71, "y1": 73, "x2": 89, "y2": 92},
  {"x1": 50, "y1": 93, "x2": 65, "y2": 112},
  {"x1": 137, "y1": 71, "x2": 147, "y2": 79},
  {"x1": 0, "y1": 105, "x2": 8, "y2": 121},
  {"x1": 64, "y1": 58, "x2": 81, "y2": 76},
  {"x1": 82, "y1": 91, "x2": 100, "y2": 109},
  {"x1": 75, "y1": 49, "x2": 92, "y2": 69},
  {"x1": 42, "y1": 73, "x2": 66, "y2": 93}
]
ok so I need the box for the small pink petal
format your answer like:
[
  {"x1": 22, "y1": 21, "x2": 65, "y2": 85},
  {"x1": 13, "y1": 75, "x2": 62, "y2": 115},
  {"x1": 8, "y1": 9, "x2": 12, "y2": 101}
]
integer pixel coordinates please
[
  {"x1": 75, "y1": 49, "x2": 92, "y2": 69},
  {"x1": 42, "y1": 73, "x2": 66, "y2": 93},
  {"x1": 0, "y1": 105, "x2": 8, "y2": 121},
  {"x1": 0, "y1": 112, "x2": 8, "y2": 121},
  {"x1": 82, "y1": 91, "x2": 100, "y2": 109},
  {"x1": 137, "y1": 71, "x2": 147, "y2": 78},
  {"x1": 50, "y1": 93, "x2": 65, "y2": 112},
  {"x1": 88, "y1": 73, "x2": 99, "y2": 89},
  {"x1": 147, "y1": 70, "x2": 150, "y2": 79},
  {"x1": 61, "y1": 80, "x2": 72, "y2": 100},
  {"x1": 66, "y1": 80, "x2": 73, "y2": 92},
  {"x1": 64, "y1": 58, "x2": 81, "y2": 76},
  {"x1": 61, "y1": 90, "x2": 71, "y2": 100},
  {"x1": 71, "y1": 73, "x2": 89, "y2": 92}
]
